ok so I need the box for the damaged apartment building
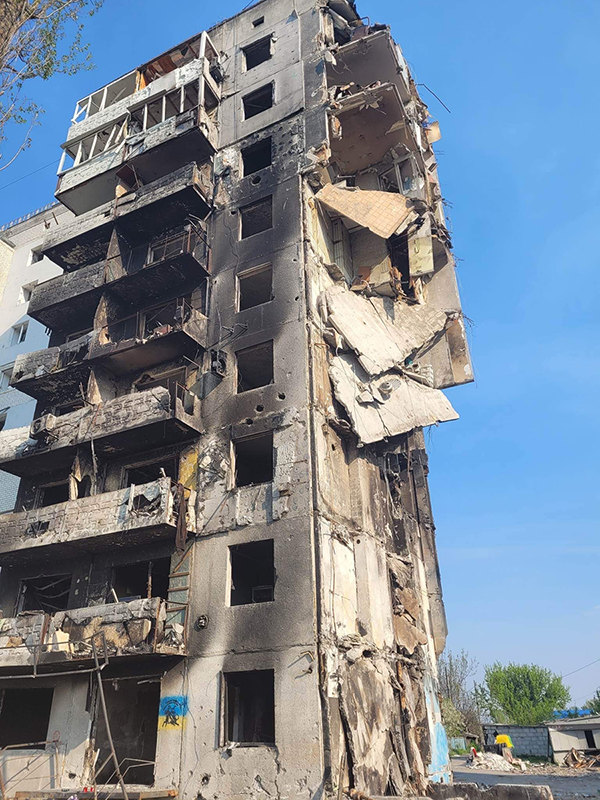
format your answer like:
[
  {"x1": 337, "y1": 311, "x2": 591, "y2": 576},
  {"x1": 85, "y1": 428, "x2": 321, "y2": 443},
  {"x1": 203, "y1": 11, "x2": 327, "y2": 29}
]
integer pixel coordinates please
[{"x1": 0, "y1": 1, "x2": 472, "y2": 798}]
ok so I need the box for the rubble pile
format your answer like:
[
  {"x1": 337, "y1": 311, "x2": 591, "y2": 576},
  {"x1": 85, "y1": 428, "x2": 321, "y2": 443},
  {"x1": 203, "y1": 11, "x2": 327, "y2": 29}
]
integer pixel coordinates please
[
  {"x1": 467, "y1": 751, "x2": 526, "y2": 772},
  {"x1": 563, "y1": 747, "x2": 600, "y2": 769}
]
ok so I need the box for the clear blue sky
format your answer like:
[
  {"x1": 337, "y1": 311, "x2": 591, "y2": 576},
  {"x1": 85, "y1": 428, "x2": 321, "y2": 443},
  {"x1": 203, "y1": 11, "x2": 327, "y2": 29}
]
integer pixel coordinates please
[{"x1": 1, "y1": 0, "x2": 599, "y2": 703}]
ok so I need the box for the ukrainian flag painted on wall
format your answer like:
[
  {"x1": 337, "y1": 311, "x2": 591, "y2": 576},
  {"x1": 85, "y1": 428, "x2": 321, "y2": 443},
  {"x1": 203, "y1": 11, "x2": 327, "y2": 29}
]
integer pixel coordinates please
[{"x1": 159, "y1": 695, "x2": 189, "y2": 730}]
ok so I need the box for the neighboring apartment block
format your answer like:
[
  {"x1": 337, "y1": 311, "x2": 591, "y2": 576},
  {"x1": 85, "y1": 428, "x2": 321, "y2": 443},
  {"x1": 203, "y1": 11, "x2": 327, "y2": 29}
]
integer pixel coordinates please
[
  {"x1": 0, "y1": 2, "x2": 472, "y2": 799},
  {"x1": 0, "y1": 205, "x2": 70, "y2": 512}
]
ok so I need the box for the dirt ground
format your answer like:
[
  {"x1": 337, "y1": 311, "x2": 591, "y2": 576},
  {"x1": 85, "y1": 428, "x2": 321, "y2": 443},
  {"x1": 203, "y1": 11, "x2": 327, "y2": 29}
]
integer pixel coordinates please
[{"x1": 452, "y1": 755, "x2": 600, "y2": 798}]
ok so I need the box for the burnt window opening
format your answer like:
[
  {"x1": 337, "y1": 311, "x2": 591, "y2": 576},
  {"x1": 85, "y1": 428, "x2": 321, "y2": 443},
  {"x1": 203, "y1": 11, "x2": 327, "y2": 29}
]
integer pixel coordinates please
[
  {"x1": 38, "y1": 482, "x2": 70, "y2": 508},
  {"x1": 77, "y1": 475, "x2": 92, "y2": 498},
  {"x1": 238, "y1": 264, "x2": 273, "y2": 311},
  {"x1": 95, "y1": 679, "x2": 160, "y2": 785},
  {"x1": 0, "y1": 688, "x2": 54, "y2": 749},
  {"x1": 125, "y1": 458, "x2": 178, "y2": 488},
  {"x1": 234, "y1": 431, "x2": 274, "y2": 487},
  {"x1": 141, "y1": 298, "x2": 189, "y2": 339},
  {"x1": 18, "y1": 574, "x2": 72, "y2": 614},
  {"x1": 136, "y1": 367, "x2": 186, "y2": 393},
  {"x1": 109, "y1": 558, "x2": 171, "y2": 603},
  {"x1": 224, "y1": 669, "x2": 275, "y2": 745},
  {"x1": 230, "y1": 540, "x2": 275, "y2": 605},
  {"x1": 241, "y1": 137, "x2": 272, "y2": 176},
  {"x1": 183, "y1": 82, "x2": 199, "y2": 112},
  {"x1": 252, "y1": 16, "x2": 265, "y2": 27},
  {"x1": 54, "y1": 399, "x2": 85, "y2": 417},
  {"x1": 243, "y1": 37, "x2": 272, "y2": 71},
  {"x1": 242, "y1": 84, "x2": 273, "y2": 120},
  {"x1": 389, "y1": 233, "x2": 413, "y2": 297},
  {"x1": 236, "y1": 341, "x2": 273, "y2": 393},
  {"x1": 240, "y1": 196, "x2": 273, "y2": 239}
]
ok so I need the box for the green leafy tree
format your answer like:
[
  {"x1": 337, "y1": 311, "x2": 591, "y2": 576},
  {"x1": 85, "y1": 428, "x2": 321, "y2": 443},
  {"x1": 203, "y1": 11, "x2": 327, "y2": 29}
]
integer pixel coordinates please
[
  {"x1": 478, "y1": 662, "x2": 571, "y2": 725},
  {"x1": 584, "y1": 689, "x2": 600, "y2": 714},
  {"x1": 0, "y1": 0, "x2": 103, "y2": 169}
]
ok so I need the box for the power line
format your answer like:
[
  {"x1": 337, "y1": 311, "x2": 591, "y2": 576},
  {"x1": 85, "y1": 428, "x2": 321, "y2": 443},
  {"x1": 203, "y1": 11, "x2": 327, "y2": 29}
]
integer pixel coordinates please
[
  {"x1": 562, "y1": 656, "x2": 600, "y2": 679},
  {"x1": 0, "y1": 159, "x2": 60, "y2": 192}
]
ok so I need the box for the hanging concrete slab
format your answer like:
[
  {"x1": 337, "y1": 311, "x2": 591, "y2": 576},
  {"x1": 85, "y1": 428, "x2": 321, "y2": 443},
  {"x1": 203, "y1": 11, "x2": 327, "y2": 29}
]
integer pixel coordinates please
[
  {"x1": 325, "y1": 285, "x2": 447, "y2": 377},
  {"x1": 316, "y1": 183, "x2": 416, "y2": 239},
  {"x1": 329, "y1": 354, "x2": 458, "y2": 444}
]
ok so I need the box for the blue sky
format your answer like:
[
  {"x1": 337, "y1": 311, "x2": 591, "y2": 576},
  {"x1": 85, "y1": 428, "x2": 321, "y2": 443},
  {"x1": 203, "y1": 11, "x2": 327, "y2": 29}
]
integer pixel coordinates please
[{"x1": 1, "y1": 0, "x2": 599, "y2": 702}]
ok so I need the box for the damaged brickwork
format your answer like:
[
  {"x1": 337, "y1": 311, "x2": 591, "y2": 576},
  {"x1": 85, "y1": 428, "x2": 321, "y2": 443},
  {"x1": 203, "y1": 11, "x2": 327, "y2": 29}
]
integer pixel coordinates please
[{"x1": 0, "y1": 1, "x2": 473, "y2": 799}]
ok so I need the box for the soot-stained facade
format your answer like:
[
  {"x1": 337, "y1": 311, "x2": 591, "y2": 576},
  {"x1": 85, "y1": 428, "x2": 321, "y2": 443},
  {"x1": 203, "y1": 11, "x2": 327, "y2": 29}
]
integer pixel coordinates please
[{"x1": 0, "y1": 2, "x2": 472, "y2": 798}]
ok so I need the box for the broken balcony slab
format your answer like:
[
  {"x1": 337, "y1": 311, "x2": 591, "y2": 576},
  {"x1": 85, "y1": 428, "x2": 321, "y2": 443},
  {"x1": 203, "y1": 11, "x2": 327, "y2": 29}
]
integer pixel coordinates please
[
  {"x1": 29, "y1": 224, "x2": 209, "y2": 331},
  {"x1": 12, "y1": 306, "x2": 207, "y2": 401},
  {"x1": 0, "y1": 598, "x2": 185, "y2": 674},
  {"x1": 327, "y1": 29, "x2": 411, "y2": 103},
  {"x1": 57, "y1": 108, "x2": 217, "y2": 216},
  {"x1": 329, "y1": 353, "x2": 458, "y2": 444},
  {"x1": 324, "y1": 285, "x2": 448, "y2": 377},
  {"x1": 329, "y1": 83, "x2": 422, "y2": 175},
  {"x1": 316, "y1": 183, "x2": 416, "y2": 239},
  {"x1": 0, "y1": 477, "x2": 187, "y2": 564},
  {"x1": 0, "y1": 386, "x2": 201, "y2": 477},
  {"x1": 42, "y1": 163, "x2": 212, "y2": 271}
]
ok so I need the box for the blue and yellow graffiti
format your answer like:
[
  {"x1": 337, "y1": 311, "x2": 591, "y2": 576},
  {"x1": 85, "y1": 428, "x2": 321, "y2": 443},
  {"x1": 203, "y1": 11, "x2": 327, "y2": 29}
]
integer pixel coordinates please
[{"x1": 158, "y1": 695, "x2": 189, "y2": 730}]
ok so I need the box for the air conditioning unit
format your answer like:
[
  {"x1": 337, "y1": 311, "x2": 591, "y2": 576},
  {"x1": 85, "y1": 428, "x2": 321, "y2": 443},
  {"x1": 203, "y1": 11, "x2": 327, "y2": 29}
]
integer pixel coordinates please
[{"x1": 30, "y1": 413, "x2": 56, "y2": 440}]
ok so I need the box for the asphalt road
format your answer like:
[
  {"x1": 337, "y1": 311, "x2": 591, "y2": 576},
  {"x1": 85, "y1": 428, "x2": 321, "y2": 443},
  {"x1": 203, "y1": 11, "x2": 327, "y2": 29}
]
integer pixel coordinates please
[{"x1": 452, "y1": 756, "x2": 600, "y2": 798}]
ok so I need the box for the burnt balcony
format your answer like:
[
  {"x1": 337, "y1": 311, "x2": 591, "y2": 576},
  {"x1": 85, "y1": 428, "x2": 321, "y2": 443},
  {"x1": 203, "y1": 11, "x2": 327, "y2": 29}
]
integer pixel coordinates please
[
  {"x1": 56, "y1": 32, "x2": 221, "y2": 215},
  {"x1": 0, "y1": 477, "x2": 192, "y2": 562},
  {"x1": 12, "y1": 298, "x2": 207, "y2": 402},
  {"x1": 42, "y1": 163, "x2": 211, "y2": 272},
  {"x1": 0, "y1": 384, "x2": 201, "y2": 477},
  {"x1": 29, "y1": 222, "x2": 210, "y2": 332},
  {"x1": 0, "y1": 597, "x2": 186, "y2": 674}
]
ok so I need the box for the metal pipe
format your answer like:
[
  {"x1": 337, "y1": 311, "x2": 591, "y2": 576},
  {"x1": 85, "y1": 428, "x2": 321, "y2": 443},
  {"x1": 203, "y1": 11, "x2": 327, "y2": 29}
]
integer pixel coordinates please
[{"x1": 92, "y1": 635, "x2": 129, "y2": 800}]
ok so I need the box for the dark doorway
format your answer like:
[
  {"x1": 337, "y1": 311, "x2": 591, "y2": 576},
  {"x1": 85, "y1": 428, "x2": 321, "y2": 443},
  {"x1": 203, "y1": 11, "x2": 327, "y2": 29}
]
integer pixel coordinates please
[
  {"x1": 224, "y1": 670, "x2": 275, "y2": 744},
  {"x1": 0, "y1": 688, "x2": 54, "y2": 748}
]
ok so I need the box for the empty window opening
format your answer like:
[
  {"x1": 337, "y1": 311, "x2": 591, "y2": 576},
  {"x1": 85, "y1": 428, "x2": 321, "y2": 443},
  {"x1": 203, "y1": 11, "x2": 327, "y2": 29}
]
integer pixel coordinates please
[
  {"x1": 234, "y1": 431, "x2": 273, "y2": 487},
  {"x1": 252, "y1": 16, "x2": 265, "y2": 27},
  {"x1": 0, "y1": 365, "x2": 12, "y2": 390},
  {"x1": 389, "y1": 233, "x2": 412, "y2": 296},
  {"x1": 243, "y1": 37, "x2": 272, "y2": 71},
  {"x1": 236, "y1": 341, "x2": 273, "y2": 392},
  {"x1": 230, "y1": 540, "x2": 275, "y2": 605},
  {"x1": 204, "y1": 83, "x2": 218, "y2": 117},
  {"x1": 19, "y1": 281, "x2": 38, "y2": 303},
  {"x1": 18, "y1": 574, "x2": 72, "y2": 614},
  {"x1": 0, "y1": 689, "x2": 54, "y2": 749},
  {"x1": 240, "y1": 196, "x2": 273, "y2": 239},
  {"x1": 184, "y1": 82, "x2": 199, "y2": 112},
  {"x1": 242, "y1": 137, "x2": 272, "y2": 176},
  {"x1": 135, "y1": 367, "x2": 186, "y2": 393},
  {"x1": 95, "y1": 680, "x2": 159, "y2": 785},
  {"x1": 242, "y1": 84, "x2": 273, "y2": 120},
  {"x1": 38, "y1": 482, "x2": 70, "y2": 508},
  {"x1": 10, "y1": 322, "x2": 28, "y2": 346},
  {"x1": 110, "y1": 558, "x2": 171, "y2": 603},
  {"x1": 54, "y1": 398, "x2": 85, "y2": 417},
  {"x1": 77, "y1": 475, "x2": 92, "y2": 498},
  {"x1": 238, "y1": 264, "x2": 272, "y2": 311},
  {"x1": 224, "y1": 670, "x2": 275, "y2": 745},
  {"x1": 125, "y1": 458, "x2": 178, "y2": 488},
  {"x1": 585, "y1": 729, "x2": 596, "y2": 749}
]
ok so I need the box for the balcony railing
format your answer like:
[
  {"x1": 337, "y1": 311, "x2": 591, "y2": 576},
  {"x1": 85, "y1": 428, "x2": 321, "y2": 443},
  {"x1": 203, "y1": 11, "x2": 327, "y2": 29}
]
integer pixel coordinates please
[{"x1": 0, "y1": 597, "x2": 186, "y2": 674}]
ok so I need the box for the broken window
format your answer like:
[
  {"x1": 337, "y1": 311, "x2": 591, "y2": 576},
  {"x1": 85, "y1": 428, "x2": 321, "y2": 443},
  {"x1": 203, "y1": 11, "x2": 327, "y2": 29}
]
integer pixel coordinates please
[
  {"x1": 17, "y1": 574, "x2": 72, "y2": 614},
  {"x1": 241, "y1": 137, "x2": 272, "y2": 176},
  {"x1": 38, "y1": 482, "x2": 70, "y2": 508},
  {"x1": 135, "y1": 367, "x2": 186, "y2": 393},
  {"x1": 224, "y1": 670, "x2": 275, "y2": 745},
  {"x1": 95, "y1": 679, "x2": 160, "y2": 785},
  {"x1": 252, "y1": 15, "x2": 265, "y2": 27},
  {"x1": 142, "y1": 298, "x2": 188, "y2": 338},
  {"x1": 183, "y1": 82, "x2": 199, "y2": 112},
  {"x1": 243, "y1": 37, "x2": 272, "y2": 70},
  {"x1": 240, "y1": 196, "x2": 273, "y2": 239},
  {"x1": 242, "y1": 84, "x2": 273, "y2": 120},
  {"x1": 0, "y1": 689, "x2": 54, "y2": 749},
  {"x1": 236, "y1": 341, "x2": 273, "y2": 392},
  {"x1": 204, "y1": 83, "x2": 218, "y2": 117},
  {"x1": 230, "y1": 540, "x2": 275, "y2": 605},
  {"x1": 125, "y1": 458, "x2": 178, "y2": 487},
  {"x1": 234, "y1": 431, "x2": 274, "y2": 487},
  {"x1": 54, "y1": 398, "x2": 85, "y2": 416},
  {"x1": 109, "y1": 558, "x2": 171, "y2": 603},
  {"x1": 10, "y1": 322, "x2": 28, "y2": 346},
  {"x1": 0, "y1": 364, "x2": 13, "y2": 390},
  {"x1": 238, "y1": 264, "x2": 272, "y2": 310}
]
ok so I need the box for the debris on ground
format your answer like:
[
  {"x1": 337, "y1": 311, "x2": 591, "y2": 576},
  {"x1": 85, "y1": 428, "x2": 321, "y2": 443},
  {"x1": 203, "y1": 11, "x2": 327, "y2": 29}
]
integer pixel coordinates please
[
  {"x1": 563, "y1": 747, "x2": 600, "y2": 769},
  {"x1": 467, "y1": 750, "x2": 527, "y2": 772}
]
